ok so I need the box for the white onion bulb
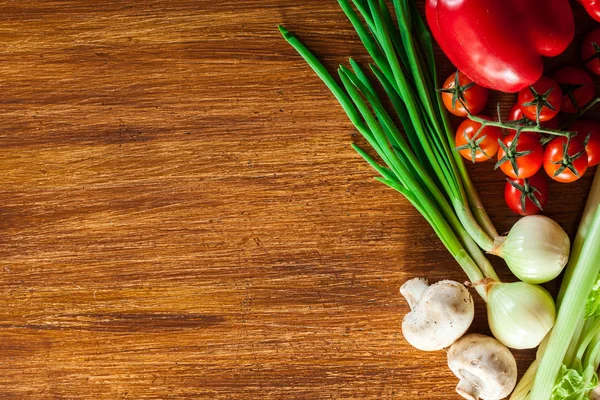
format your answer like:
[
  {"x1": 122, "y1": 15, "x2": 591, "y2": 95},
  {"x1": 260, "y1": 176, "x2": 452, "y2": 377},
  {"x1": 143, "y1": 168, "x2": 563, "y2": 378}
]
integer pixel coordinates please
[
  {"x1": 492, "y1": 215, "x2": 570, "y2": 284},
  {"x1": 487, "y1": 281, "x2": 556, "y2": 349}
]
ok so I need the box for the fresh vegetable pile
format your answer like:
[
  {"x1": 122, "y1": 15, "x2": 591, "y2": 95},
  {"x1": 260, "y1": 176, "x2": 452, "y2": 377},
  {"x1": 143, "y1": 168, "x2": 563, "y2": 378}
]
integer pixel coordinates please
[{"x1": 280, "y1": 0, "x2": 600, "y2": 398}]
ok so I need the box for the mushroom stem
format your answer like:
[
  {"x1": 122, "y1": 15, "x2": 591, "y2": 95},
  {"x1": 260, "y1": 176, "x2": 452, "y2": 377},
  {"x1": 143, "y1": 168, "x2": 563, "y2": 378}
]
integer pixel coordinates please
[
  {"x1": 456, "y1": 376, "x2": 480, "y2": 400},
  {"x1": 400, "y1": 278, "x2": 429, "y2": 310}
]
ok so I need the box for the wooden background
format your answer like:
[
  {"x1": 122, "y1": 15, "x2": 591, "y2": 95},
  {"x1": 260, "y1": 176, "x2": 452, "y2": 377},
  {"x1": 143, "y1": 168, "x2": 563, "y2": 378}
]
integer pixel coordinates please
[{"x1": 0, "y1": 1, "x2": 597, "y2": 398}]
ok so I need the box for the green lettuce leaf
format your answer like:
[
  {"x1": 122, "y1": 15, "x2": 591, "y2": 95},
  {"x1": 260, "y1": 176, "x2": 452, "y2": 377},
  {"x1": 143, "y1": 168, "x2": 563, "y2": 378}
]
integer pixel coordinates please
[
  {"x1": 585, "y1": 273, "x2": 600, "y2": 319},
  {"x1": 551, "y1": 365, "x2": 597, "y2": 400}
]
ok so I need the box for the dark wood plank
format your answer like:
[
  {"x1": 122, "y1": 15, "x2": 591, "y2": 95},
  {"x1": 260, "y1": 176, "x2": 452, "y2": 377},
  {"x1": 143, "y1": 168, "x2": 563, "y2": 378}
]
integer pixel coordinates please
[{"x1": 0, "y1": 1, "x2": 596, "y2": 398}]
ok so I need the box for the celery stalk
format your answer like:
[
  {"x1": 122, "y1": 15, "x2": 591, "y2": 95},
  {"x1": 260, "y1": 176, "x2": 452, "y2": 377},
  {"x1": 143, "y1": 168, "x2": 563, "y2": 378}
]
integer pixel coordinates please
[{"x1": 558, "y1": 170, "x2": 600, "y2": 306}]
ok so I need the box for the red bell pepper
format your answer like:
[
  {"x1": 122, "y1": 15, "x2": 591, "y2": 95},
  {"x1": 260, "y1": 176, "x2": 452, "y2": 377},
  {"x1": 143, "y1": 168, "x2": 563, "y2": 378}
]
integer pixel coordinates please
[
  {"x1": 426, "y1": 0, "x2": 575, "y2": 93},
  {"x1": 578, "y1": 0, "x2": 600, "y2": 22}
]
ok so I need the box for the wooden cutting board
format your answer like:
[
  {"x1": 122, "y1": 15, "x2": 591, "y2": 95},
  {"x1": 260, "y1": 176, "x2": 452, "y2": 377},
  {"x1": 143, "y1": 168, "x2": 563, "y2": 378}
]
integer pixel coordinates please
[{"x1": 0, "y1": 1, "x2": 596, "y2": 398}]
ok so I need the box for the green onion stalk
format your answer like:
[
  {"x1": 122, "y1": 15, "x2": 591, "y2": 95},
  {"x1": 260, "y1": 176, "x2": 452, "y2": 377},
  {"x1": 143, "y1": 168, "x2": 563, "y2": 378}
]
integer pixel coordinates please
[
  {"x1": 512, "y1": 169, "x2": 600, "y2": 400},
  {"x1": 279, "y1": 0, "x2": 556, "y2": 349}
]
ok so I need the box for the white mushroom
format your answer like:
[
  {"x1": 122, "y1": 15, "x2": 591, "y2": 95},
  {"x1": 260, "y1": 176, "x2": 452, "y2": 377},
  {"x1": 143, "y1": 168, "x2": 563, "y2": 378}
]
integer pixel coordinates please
[
  {"x1": 400, "y1": 278, "x2": 474, "y2": 351},
  {"x1": 447, "y1": 333, "x2": 517, "y2": 400}
]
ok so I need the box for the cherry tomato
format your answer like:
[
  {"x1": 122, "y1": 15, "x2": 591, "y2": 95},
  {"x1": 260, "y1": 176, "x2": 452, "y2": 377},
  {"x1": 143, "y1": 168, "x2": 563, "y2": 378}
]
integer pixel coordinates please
[
  {"x1": 454, "y1": 117, "x2": 501, "y2": 163},
  {"x1": 507, "y1": 103, "x2": 559, "y2": 140},
  {"x1": 440, "y1": 71, "x2": 489, "y2": 117},
  {"x1": 507, "y1": 103, "x2": 524, "y2": 122},
  {"x1": 552, "y1": 67, "x2": 595, "y2": 113},
  {"x1": 518, "y1": 76, "x2": 562, "y2": 122},
  {"x1": 504, "y1": 172, "x2": 549, "y2": 216},
  {"x1": 577, "y1": 0, "x2": 600, "y2": 23},
  {"x1": 543, "y1": 136, "x2": 588, "y2": 183},
  {"x1": 582, "y1": 28, "x2": 600, "y2": 76},
  {"x1": 568, "y1": 120, "x2": 600, "y2": 167},
  {"x1": 496, "y1": 133, "x2": 544, "y2": 179}
]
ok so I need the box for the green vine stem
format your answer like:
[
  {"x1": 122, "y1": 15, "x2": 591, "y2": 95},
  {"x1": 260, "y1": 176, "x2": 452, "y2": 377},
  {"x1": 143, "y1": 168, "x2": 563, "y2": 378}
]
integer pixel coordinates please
[
  {"x1": 462, "y1": 96, "x2": 600, "y2": 141},
  {"x1": 467, "y1": 112, "x2": 574, "y2": 138}
]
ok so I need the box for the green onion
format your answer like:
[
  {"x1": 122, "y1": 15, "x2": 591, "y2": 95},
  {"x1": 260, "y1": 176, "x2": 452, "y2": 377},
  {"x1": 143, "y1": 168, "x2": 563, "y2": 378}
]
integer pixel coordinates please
[
  {"x1": 278, "y1": 2, "x2": 495, "y2": 295},
  {"x1": 337, "y1": 0, "x2": 497, "y2": 254}
]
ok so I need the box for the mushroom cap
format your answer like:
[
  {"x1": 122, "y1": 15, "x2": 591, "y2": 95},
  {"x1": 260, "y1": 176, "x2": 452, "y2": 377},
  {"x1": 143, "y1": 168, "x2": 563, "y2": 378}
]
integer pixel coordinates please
[
  {"x1": 401, "y1": 279, "x2": 474, "y2": 351},
  {"x1": 447, "y1": 333, "x2": 517, "y2": 400}
]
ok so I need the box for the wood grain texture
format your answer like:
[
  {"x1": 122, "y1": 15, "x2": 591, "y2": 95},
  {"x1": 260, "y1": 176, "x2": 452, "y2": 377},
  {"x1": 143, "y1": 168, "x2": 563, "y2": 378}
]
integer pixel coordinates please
[{"x1": 0, "y1": 1, "x2": 597, "y2": 398}]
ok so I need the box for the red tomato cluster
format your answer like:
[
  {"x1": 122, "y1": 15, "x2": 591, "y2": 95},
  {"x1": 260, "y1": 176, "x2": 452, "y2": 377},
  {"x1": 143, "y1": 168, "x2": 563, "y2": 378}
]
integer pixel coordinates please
[{"x1": 442, "y1": 29, "x2": 600, "y2": 216}]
